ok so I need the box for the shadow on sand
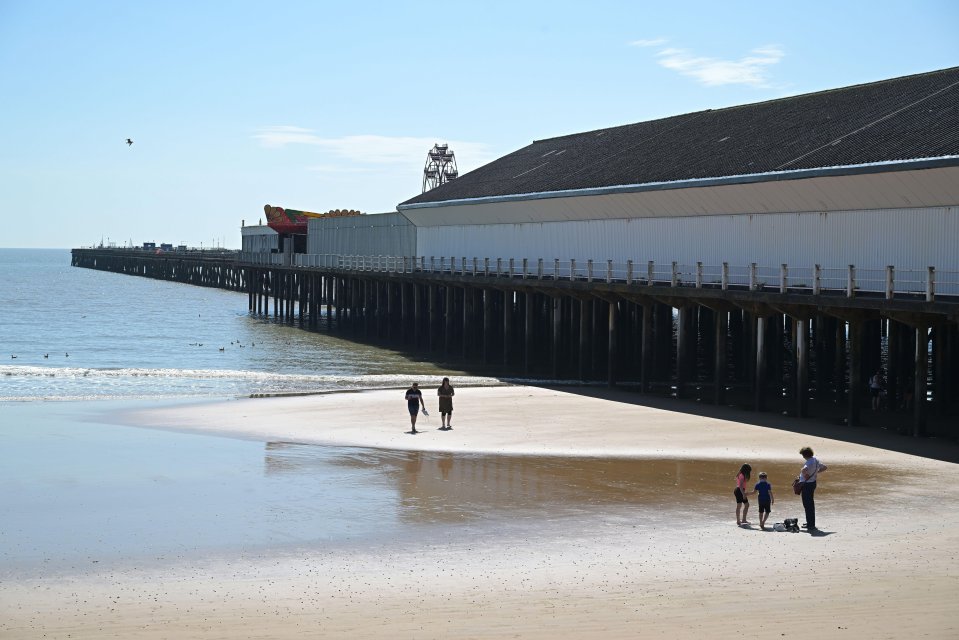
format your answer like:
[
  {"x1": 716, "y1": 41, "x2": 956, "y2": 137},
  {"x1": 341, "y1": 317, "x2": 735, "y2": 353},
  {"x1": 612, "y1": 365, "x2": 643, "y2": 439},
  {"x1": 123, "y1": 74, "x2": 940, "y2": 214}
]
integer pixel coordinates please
[{"x1": 538, "y1": 384, "x2": 959, "y2": 464}]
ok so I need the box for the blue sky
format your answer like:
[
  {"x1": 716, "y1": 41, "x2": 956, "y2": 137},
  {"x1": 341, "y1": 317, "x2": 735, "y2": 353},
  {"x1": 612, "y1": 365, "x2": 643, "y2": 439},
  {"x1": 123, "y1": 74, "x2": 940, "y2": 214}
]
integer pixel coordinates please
[{"x1": 1, "y1": 1, "x2": 956, "y2": 249}]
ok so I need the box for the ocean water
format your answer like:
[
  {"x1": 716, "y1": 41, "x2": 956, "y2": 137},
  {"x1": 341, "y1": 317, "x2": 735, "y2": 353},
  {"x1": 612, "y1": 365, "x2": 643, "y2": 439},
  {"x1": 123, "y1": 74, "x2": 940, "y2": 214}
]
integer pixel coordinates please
[
  {"x1": 0, "y1": 248, "x2": 496, "y2": 400},
  {"x1": 0, "y1": 249, "x2": 563, "y2": 572}
]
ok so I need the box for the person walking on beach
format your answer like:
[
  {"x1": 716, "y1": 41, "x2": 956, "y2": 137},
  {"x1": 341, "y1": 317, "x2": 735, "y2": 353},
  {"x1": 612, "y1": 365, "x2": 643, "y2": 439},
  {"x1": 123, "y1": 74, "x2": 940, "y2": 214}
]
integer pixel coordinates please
[
  {"x1": 405, "y1": 382, "x2": 426, "y2": 434},
  {"x1": 437, "y1": 377, "x2": 455, "y2": 430},
  {"x1": 734, "y1": 463, "x2": 752, "y2": 526},
  {"x1": 754, "y1": 472, "x2": 774, "y2": 530},
  {"x1": 798, "y1": 447, "x2": 827, "y2": 531}
]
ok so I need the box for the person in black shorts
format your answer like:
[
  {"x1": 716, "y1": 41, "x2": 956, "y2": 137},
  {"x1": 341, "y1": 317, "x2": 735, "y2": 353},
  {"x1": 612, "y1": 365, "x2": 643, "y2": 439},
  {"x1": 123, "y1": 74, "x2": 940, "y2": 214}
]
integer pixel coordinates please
[
  {"x1": 754, "y1": 471, "x2": 774, "y2": 530},
  {"x1": 404, "y1": 382, "x2": 426, "y2": 434}
]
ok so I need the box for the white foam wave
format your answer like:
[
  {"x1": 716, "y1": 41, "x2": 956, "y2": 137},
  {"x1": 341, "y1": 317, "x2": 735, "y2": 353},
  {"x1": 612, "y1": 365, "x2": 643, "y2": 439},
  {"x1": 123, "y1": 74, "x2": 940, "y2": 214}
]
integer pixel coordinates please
[{"x1": 1, "y1": 364, "x2": 483, "y2": 383}]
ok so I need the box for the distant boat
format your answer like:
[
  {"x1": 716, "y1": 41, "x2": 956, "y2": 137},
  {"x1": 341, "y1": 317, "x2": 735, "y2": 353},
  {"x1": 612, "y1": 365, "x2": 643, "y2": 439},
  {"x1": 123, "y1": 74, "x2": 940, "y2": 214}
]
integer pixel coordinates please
[{"x1": 263, "y1": 204, "x2": 362, "y2": 235}]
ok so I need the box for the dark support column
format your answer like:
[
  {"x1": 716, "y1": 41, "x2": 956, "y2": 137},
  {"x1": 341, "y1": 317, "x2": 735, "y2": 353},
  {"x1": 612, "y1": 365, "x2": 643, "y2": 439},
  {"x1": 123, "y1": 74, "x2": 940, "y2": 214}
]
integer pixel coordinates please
[
  {"x1": 834, "y1": 321, "x2": 846, "y2": 405},
  {"x1": 580, "y1": 299, "x2": 590, "y2": 381},
  {"x1": 445, "y1": 287, "x2": 454, "y2": 356},
  {"x1": 386, "y1": 282, "x2": 394, "y2": 341},
  {"x1": 483, "y1": 290, "x2": 492, "y2": 364},
  {"x1": 461, "y1": 288, "x2": 470, "y2": 359},
  {"x1": 914, "y1": 325, "x2": 928, "y2": 436},
  {"x1": 934, "y1": 325, "x2": 947, "y2": 417},
  {"x1": 413, "y1": 285, "x2": 422, "y2": 348},
  {"x1": 676, "y1": 306, "x2": 689, "y2": 399},
  {"x1": 887, "y1": 320, "x2": 900, "y2": 409},
  {"x1": 796, "y1": 318, "x2": 809, "y2": 418},
  {"x1": 608, "y1": 301, "x2": 617, "y2": 388},
  {"x1": 640, "y1": 304, "x2": 653, "y2": 392},
  {"x1": 503, "y1": 290, "x2": 513, "y2": 366},
  {"x1": 428, "y1": 285, "x2": 436, "y2": 351},
  {"x1": 553, "y1": 296, "x2": 562, "y2": 379},
  {"x1": 814, "y1": 315, "x2": 829, "y2": 403},
  {"x1": 754, "y1": 315, "x2": 767, "y2": 412},
  {"x1": 714, "y1": 309, "x2": 727, "y2": 405},
  {"x1": 848, "y1": 320, "x2": 862, "y2": 427},
  {"x1": 326, "y1": 277, "x2": 333, "y2": 328},
  {"x1": 525, "y1": 292, "x2": 534, "y2": 375}
]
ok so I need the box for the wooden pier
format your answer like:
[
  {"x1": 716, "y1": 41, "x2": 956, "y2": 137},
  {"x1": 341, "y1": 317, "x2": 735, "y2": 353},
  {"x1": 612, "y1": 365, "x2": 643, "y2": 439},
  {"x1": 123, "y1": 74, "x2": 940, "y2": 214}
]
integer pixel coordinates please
[{"x1": 72, "y1": 248, "x2": 959, "y2": 439}]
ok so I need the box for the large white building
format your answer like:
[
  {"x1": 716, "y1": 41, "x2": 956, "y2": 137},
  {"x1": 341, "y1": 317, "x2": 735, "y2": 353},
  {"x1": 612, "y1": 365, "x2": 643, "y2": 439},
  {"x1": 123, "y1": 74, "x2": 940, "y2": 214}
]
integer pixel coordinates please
[{"x1": 397, "y1": 67, "x2": 959, "y2": 294}]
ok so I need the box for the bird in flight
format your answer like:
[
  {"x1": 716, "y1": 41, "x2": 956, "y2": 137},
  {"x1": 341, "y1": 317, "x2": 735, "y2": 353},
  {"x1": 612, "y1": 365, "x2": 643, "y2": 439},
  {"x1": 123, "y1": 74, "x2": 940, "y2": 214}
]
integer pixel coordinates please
[{"x1": 126, "y1": 138, "x2": 133, "y2": 146}]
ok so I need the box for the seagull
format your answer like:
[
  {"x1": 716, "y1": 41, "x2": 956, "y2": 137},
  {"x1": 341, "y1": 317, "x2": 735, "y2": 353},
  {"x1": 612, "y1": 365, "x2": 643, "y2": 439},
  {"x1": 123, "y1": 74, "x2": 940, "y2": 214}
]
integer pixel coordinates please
[{"x1": 126, "y1": 138, "x2": 133, "y2": 146}]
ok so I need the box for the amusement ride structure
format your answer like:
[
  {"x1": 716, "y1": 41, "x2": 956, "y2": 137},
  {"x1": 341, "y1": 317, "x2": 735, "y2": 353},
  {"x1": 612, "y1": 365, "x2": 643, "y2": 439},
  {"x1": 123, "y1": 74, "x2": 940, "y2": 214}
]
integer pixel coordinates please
[{"x1": 422, "y1": 144, "x2": 458, "y2": 193}]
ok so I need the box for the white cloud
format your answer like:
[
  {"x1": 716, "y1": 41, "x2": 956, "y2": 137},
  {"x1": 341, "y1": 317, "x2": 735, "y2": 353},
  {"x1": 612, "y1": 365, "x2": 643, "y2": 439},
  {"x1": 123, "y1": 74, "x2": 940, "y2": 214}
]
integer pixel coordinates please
[
  {"x1": 654, "y1": 45, "x2": 784, "y2": 87},
  {"x1": 628, "y1": 38, "x2": 668, "y2": 47},
  {"x1": 253, "y1": 126, "x2": 322, "y2": 147},
  {"x1": 254, "y1": 128, "x2": 497, "y2": 173}
]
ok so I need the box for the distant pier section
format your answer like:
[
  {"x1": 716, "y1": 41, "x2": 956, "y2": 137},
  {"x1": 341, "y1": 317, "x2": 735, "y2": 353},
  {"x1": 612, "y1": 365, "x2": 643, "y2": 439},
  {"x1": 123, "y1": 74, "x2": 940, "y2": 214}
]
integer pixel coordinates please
[{"x1": 72, "y1": 246, "x2": 245, "y2": 291}]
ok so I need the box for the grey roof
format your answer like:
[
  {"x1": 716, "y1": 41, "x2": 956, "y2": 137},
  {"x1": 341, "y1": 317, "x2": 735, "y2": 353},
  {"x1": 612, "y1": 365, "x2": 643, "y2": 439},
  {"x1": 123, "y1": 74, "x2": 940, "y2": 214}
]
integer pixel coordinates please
[{"x1": 400, "y1": 67, "x2": 959, "y2": 208}]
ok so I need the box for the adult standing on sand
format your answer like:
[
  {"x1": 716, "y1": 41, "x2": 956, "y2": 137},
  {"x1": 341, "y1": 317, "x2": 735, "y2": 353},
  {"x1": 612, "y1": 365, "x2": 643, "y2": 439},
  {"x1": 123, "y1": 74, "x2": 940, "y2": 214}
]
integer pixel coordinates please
[
  {"x1": 798, "y1": 446, "x2": 827, "y2": 531},
  {"x1": 437, "y1": 377, "x2": 455, "y2": 430},
  {"x1": 405, "y1": 383, "x2": 426, "y2": 434}
]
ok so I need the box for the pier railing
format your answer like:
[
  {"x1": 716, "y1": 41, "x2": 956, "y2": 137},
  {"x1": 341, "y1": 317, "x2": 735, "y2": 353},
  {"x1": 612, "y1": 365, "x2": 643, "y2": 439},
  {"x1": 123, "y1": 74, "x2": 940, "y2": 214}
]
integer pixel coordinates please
[{"x1": 270, "y1": 253, "x2": 959, "y2": 301}]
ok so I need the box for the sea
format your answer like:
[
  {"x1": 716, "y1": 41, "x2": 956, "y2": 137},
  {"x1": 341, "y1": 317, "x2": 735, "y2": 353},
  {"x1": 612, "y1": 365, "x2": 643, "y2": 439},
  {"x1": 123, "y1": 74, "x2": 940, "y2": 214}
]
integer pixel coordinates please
[
  {"x1": 0, "y1": 249, "x2": 656, "y2": 574},
  {"x1": 0, "y1": 248, "x2": 499, "y2": 402}
]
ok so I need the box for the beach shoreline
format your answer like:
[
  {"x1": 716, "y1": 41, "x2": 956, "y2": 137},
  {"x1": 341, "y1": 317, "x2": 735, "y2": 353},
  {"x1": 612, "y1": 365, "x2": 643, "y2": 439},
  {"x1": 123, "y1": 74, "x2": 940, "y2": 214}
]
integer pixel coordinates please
[{"x1": 3, "y1": 385, "x2": 958, "y2": 639}]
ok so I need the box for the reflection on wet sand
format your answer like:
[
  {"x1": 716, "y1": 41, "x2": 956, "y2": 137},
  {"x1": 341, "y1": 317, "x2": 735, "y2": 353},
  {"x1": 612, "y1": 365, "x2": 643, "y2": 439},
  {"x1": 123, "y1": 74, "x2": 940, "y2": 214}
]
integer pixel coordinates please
[{"x1": 263, "y1": 443, "x2": 896, "y2": 525}]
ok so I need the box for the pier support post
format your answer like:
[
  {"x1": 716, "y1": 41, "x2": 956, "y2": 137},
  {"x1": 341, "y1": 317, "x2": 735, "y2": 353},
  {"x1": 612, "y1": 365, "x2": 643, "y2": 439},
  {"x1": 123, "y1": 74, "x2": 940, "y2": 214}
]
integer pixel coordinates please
[
  {"x1": 525, "y1": 292, "x2": 534, "y2": 375},
  {"x1": 934, "y1": 325, "x2": 947, "y2": 417},
  {"x1": 445, "y1": 286, "x2": 454, "y2": 356},
  {"x1": 553, "y1": 296, "x2": 563, "y2": 379},
  {"x1": 676, "y1": 306, "x2": 691, "y2": 399},
  {"x1": 428, "y1": 285, "x2": 436, "y2": 351},
  {"x1": 641, "y1": 303, "x2": 653, "y2": 392},
  {"x1": 413, "y1": 284, "x2": 422, "y2": 348},
  {"x1": 580, "y1": 299, "x2": 590, "y2": 381},
  {"x1": 848, "y1": 319, "x2": 863, "y2": 427},
  {"x1": 754, "y1": 315, "x2": 767, "y2": 412},
  {"x1": 914, "y1": 324, "x2": 928, "y2": 436},
  {"x1": 714, "y1": 309, "x2": 727, "y2": 405},
  {"x1": 796, "y1": 318, "x2": 809, "y2": 418},
  {"x1": 503, "y1": 290, "x2": 513, "y2": 366},
  {"x1": 483, "y1": 290, "x2": 492, "y2": 364},
  {"x1": 607, "y1": 300, "x2": 618, "y2": 388}
]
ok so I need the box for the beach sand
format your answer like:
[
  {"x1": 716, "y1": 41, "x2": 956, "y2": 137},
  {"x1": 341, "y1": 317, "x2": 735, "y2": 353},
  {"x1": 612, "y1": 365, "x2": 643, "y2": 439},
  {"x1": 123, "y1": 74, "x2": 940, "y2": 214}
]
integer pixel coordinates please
[{"x1": 3, "y1": 386, "x2": 958, "y2": 639}]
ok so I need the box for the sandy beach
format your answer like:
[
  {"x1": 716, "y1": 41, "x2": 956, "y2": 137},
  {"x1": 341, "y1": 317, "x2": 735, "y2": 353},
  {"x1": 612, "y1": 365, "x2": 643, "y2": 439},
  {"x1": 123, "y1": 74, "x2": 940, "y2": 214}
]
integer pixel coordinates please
[{"x1": 3, "y1": 385, "x2": 958, "y2": 639}]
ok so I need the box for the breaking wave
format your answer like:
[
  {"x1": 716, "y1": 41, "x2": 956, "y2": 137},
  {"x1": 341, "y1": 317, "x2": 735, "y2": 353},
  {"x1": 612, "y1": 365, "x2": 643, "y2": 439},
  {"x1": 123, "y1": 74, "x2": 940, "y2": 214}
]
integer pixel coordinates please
[{"x1": 0, "y1": 365, "x2": 510, "y2": 401}]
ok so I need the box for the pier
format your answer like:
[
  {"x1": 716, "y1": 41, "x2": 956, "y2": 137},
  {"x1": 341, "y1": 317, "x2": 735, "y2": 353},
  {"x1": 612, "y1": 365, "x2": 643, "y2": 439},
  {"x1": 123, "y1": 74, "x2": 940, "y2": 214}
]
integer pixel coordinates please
[{"x1": 72, "y1": 247, "x2": 959, "y2": 439}]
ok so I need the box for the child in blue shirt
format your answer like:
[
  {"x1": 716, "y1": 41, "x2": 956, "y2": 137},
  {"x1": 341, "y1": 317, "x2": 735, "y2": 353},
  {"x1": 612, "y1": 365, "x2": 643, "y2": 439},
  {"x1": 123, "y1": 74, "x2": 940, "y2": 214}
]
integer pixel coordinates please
[{"x1": 754, "y1": 472, "x2": 774, "y2": 530}]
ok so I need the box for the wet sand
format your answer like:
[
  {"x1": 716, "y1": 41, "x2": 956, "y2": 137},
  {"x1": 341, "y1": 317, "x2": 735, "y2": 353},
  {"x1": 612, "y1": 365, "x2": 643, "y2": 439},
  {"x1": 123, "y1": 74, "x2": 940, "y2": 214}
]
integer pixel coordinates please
[{"x1": 2, "y1": 386, "x2": 958, "y2": 639}]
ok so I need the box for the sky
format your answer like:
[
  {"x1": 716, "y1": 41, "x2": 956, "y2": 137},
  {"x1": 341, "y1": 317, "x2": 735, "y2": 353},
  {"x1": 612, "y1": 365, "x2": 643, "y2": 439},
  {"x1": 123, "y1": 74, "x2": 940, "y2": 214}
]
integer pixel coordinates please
[{"x1": 1, "y1": 1, "x2": 957, "y2": 249}]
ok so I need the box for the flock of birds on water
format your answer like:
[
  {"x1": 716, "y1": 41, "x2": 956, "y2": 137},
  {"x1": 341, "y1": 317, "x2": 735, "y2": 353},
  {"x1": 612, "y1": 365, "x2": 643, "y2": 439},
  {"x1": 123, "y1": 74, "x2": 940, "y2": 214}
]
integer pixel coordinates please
[{"x1": 11, "y1": 340, "x2": 255, "y2": 360}]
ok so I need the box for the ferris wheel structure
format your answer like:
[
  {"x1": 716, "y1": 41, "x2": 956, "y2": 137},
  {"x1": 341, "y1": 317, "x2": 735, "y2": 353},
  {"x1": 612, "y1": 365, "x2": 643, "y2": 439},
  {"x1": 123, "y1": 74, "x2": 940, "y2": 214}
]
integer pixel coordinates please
[{"x1": 422, "y1": 143, "x2": 459, "y2": 193}]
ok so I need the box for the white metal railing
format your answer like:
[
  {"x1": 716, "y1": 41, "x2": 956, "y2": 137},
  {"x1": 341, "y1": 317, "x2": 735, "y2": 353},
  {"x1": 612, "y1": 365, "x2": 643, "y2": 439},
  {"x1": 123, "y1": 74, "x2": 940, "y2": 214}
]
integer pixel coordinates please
[{"x1": 238, "y1": 252, "x2": 959, "y2": 301}]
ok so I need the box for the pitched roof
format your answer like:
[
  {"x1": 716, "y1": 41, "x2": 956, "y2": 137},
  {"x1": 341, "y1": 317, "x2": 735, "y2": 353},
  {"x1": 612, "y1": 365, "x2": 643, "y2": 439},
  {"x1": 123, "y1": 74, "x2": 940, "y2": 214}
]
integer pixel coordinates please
[{"x1": 400, "y1": 67, "x2": 959, "y2": 208}]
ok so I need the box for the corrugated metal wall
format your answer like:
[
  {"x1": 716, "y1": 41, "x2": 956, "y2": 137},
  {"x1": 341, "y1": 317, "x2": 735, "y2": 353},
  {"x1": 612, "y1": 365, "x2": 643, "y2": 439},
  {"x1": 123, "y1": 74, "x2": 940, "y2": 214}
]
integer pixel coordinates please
[
  {"x1": 415, "y1": 206, "x2": 959, "y2": 271},
  {"x1": 240, "y1": 226, "x2": 279, "y2": 253},
  {"x1": 307, "y1": 213, "x2": 416, "y2": 257}
]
